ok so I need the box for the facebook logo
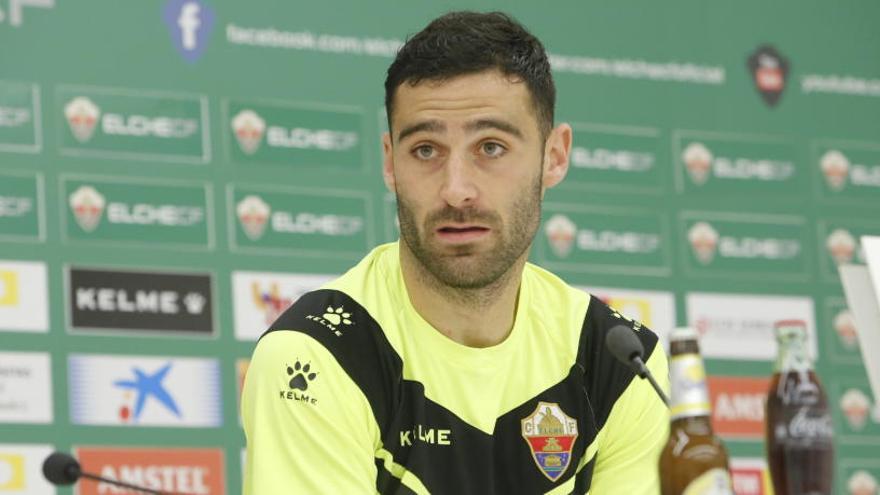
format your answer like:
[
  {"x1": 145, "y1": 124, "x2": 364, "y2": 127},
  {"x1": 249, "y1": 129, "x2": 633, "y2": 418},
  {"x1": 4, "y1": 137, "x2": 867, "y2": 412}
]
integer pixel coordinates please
[{"x1": 163, "y1": 0, "x2": 214, "y2": 63}]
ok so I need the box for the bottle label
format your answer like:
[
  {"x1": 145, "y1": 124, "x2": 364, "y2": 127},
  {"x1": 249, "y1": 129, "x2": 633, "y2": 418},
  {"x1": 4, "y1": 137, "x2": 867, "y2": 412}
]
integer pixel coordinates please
[
  {"x1": 682, "y1": 468, "x2": 734, "y2": 495},
  {"x1": 670, "y1": 353, "x2": 711, "y2": 419}
]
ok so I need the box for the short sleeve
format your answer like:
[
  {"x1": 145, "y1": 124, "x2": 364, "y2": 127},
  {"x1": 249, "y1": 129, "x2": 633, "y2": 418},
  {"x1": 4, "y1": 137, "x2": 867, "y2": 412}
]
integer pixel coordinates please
[{"x1": 242, "y1": 330, "x2": 381, "y2": 494}]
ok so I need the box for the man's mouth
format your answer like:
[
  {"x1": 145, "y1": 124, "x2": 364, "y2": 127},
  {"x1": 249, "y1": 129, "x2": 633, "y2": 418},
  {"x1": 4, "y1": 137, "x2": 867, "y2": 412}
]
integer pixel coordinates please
[{"x1": 435, "y1": 225, "x2": 491, "y2": 243}]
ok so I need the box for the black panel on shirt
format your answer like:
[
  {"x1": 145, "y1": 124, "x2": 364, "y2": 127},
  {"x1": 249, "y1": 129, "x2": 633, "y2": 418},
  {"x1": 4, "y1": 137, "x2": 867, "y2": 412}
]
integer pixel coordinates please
[{"x1": 262, "y1": 290, "x2": 659, "y2": 495}]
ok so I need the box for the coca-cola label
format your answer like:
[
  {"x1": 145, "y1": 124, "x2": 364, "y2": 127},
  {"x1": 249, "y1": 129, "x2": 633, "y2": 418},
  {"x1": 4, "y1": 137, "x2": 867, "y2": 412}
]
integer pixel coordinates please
[{"x1": 774, "y1": 407, "x2": 833, "y2": 446}]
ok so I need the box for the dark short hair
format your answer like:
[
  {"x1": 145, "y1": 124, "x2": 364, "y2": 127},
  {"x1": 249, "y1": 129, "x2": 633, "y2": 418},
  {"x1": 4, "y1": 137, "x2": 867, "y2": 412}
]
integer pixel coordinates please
[{"x1": 385, "y1": 11, "x2": 555, "y2": 138}]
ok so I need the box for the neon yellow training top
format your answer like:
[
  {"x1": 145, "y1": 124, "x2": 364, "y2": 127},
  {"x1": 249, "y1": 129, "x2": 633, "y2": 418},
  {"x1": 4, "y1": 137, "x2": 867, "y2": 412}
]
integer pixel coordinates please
[{"x1": 242, "y1": 242, "x2": 669, "y2": 494}]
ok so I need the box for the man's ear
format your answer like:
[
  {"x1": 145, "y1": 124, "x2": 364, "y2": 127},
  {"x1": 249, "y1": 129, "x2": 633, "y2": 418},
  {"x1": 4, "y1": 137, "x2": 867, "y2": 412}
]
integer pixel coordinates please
[
  {"x1": 381, "y1": 131, "x2": 396, "y2": 193},
  {"x1": 542, "y1": 123, "x2": 572, "y2": 191}
]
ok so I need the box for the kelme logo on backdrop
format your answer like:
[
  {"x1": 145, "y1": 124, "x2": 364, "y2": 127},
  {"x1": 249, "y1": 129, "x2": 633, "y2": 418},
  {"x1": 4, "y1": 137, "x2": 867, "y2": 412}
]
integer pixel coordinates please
[
  {"x1": 681, "y1": 213, "x2": 808, "y2": 279},
  {"x1": 163, "y1": 0, "x2": 215, "y2": 63},
  {"x1": 675, "y1": 133, "x2": 800, "y2": 195},
  {"x1": 538, "y1": 205, "x2": 670, "y2": 276},
  {"x1": 0, "y1": 81, "x2": 41, "y2": 153},
  {"x1": 817, "y1": 146, "x2": 880, "y2": 198},
  {"x1": 63, "y1": 177, "x2": 212, "y2": 249},
  {"x1": 225, "y1": 99, "x2": 365, "y2": 170},
  {"x1": 746, "y1": 44, "x2": 789, "y2": 107},
  {"x1": 229, "y1": 185, "x2": 372, "y2": 258},
  {"x1": 57, "y1": 86, "x2": 208, "y2": 162},
  {"x1": 0, "y1": 172, "x2": 43, "y2": 241}
]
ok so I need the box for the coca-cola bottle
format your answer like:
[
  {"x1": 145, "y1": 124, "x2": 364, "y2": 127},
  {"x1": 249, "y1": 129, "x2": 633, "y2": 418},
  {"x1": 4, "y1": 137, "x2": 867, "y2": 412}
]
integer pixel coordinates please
[{"x1": 765, "y1": 320, "x2": 834, "y2": 495}]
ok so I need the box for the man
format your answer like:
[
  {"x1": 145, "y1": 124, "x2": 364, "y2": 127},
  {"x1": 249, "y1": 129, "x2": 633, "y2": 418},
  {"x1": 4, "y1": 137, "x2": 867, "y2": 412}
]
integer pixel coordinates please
[{"x1": 242, "y1": 11, "x2": 669, "y2": 494}]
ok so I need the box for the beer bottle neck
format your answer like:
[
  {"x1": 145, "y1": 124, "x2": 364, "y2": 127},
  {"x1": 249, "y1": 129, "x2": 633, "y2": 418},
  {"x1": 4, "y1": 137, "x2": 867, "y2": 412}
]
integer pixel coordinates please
[
  {"x1": 669, "y1": 352, "x2": 712, "y2": 420},
  {"x1": 774, "y1": 336, "x2": 812, "y2": 372}
]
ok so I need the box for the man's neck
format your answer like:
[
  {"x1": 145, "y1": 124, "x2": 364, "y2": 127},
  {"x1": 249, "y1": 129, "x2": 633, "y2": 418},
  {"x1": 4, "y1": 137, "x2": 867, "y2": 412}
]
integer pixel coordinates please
[{"x1": 399, "y1": 244, "x2": 526, "y2": 348}]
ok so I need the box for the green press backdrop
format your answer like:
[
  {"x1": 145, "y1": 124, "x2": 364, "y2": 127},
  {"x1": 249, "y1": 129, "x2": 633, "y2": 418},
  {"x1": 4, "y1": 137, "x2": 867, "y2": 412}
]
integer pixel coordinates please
[{"x1": 1, "y1": 0, "x2": 879, "y2": 493}]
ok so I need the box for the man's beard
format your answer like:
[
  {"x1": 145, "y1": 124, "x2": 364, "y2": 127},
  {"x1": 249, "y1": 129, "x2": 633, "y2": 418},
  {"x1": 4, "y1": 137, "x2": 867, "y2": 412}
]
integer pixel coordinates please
[{"x1": 396, "y1": 172, "x2": 542, "y2": 291}]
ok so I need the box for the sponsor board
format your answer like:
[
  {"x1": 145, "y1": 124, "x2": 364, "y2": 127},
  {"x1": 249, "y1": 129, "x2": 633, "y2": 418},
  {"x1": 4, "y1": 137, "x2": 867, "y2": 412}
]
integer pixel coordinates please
[
  {"x1": 75, "y1": 446, "x2": 225, "y2": 494},
  {"x1": 831, "y1": 378, "x2": 880, "y2": 443},
  {"x1": 563, "y1": 123, "x2": 664, "y2": 193},
  {"x1": 163, "y1": 0, "x2": 215, "y2": 63},
  {"x1": 0, "y1": 444, "x2": 55, "y2": 494},
  {"x1": 61, "y1": 175, "x2": 213, "y2": 250},
  {"x1": 0, "y1": 81, "x2": 40, "y2": 152},
  {"x1": 818, "y1": 218, "x2": 880, "y2": 282},
  {"x1": 536, "y1": 204, "x2": 671, "y2": 276},
  {"x1": 823, "y1": 297, "x2": 863, "y2": 366},
  {"x1": 729, "y1": 458, "x2": 773, "y2": 495},
  {"x1": 0, "y1": 171, "x2": 43, "y2": 242},
  {"x1": 224, "y1": 99, "x2": 366, "y2": 171},
  {"x1": 68, "y1": 354, "x2": 222, "y2": 427},
  {"x1": 0, "y1": 260, "x2": 48, "y2": 333},
  {"x1": 227, "y1": 184, "x2": 372, "y2": 258},
  {"x1": 673, "y1": 131, "x2": 803, "y2": 196},
  {"x1": 685, "y1": 292, "x2": 817, "y2": 361},
  {"x1": 578, "y1": 286, "x2": 675, "y2": 344},
  {"x1": 680, "y1": 211, "x2": 809, "y2": 280},
  {"x1": 839, "y1": 458, "x2": 880, "y2": 495},
  {"x1": 0, "y1": 352, "x2": 52, "y2": 424},
  {"x1": 232, "y1": 270, "x2": 335, "y2": 340},
  {"x1": 813, "y1": 141, "x2": 880, "y2": 202},
  {"x1": 67, "y1": 266, "x2": 214, "y2": 337},
  {"x1": 707, "y1": 376, "x2": 770, "y2": 439},
  {"x1": 56, "y1": 85, "x2": 209, "y2": 162}
]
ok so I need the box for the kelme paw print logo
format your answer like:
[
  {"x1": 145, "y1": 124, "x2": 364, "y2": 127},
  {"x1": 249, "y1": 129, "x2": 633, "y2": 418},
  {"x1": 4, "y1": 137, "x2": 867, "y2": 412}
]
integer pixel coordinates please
[
  {"x1": 323, "y1": 306, "x2": 352, "y2": 326},
  {"x1": 287, "y1": 361, "x2": 317, "y2": 391}
]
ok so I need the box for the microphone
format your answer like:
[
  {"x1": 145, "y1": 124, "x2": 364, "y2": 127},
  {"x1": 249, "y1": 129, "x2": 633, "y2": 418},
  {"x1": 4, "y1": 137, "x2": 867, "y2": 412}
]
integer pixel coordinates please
[
  {"x1": 43, "y1": 452, "x2": 166, "y2": 494},
  {"x1": 606, "y1": 324, "x2": 670, "y2": 407}
]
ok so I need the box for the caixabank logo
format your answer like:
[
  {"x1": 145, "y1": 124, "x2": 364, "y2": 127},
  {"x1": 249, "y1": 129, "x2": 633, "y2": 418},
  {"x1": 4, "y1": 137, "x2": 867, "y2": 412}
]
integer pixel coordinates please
[
  {"x1": 746, "y1": 44, "x2": 790, "y2": 107},
  {"x1": 0, "y1": 171, "x2": 43, "y2": 241},
  {"x1": 66, "y1": 266, "x2": 214, "y2": 336},
  {"x1": 225, "y1": 99, "x2": 365, "y2": 171},
  {"x1": 62, "y1": 176, "x2": 212, "y2": 250},
  {"x1": 674, "y1": 132, "x2": 801, "y2": 196},
  {"x1": 68, "y1": 354, "x2": 222, "y2": 427},
  {"x1": 57, "y1": 86, "x2": 209, "y2": 162},
  {"x1": 566, "y1": 123, "x2": 663, "y2": 193},
  {"x1": 74, "y1": 446, "x2": 225, "y2": 494},
  {"x1": 538, "y1": 204, "x2": 670, "y2": 276},
  {"x1": 0, "y1": 81, "x2": 41, "y2": 153},
  {"x1": 228, "y1": 185, "x2": 372, "y2": 258},
  {"x1": 681, "y1": 212, "x2": 809, "y2": 280},
  {"x1": 815, "y1": 143, "x2": 880, "y2": 201}
]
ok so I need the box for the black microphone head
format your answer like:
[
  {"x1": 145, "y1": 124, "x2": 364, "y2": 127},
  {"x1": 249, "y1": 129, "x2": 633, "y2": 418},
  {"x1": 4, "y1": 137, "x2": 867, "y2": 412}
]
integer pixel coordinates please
[
  {"x1": 42, "y1": 452, "x2": 81, "y2": 485},
  {"x1": 606, "y1": 324, "x2": 645, "y2": 365}
]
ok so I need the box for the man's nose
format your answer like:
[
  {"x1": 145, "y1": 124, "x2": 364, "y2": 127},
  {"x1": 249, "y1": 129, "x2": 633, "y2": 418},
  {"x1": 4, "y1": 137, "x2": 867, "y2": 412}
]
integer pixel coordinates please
[{"x1": 438, "y1": 152, "x2": 478, "y2": 208}]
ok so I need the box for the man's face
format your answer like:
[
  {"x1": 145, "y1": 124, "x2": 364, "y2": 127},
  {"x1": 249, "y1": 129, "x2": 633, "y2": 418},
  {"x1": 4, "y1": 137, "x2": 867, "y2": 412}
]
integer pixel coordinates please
[{"x1": 382, "y1": 70, "x2": 568, "y2": 289}]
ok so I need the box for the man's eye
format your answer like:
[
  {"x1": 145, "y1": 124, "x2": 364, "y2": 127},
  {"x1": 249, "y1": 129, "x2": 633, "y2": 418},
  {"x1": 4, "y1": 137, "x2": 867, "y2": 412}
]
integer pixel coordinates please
[
  {"x1": 414, "y1": 145, "x2": 435, "y2": 159},
  {"x1": 481, "y1": 142, "x2": 506, "y2": 157}
]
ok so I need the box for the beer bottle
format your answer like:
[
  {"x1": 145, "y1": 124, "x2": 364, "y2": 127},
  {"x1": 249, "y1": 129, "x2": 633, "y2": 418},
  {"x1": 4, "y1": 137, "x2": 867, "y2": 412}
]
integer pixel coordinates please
[
  {"x1": 765, "y1": 320, "x2": 834, "y2": 494},
  {"x1": 659, "y1": 327, "x2": 733, "y2": 495}
]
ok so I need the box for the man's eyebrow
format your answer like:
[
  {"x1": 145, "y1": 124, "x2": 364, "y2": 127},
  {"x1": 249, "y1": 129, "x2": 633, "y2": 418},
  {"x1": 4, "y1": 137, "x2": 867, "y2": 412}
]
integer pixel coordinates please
[
  {"x1": 464, "y1": 118, "x2": 524, "y2": 140},
  {"x1": 396, "y1": 120, "x2": 445, "y2": 143}
]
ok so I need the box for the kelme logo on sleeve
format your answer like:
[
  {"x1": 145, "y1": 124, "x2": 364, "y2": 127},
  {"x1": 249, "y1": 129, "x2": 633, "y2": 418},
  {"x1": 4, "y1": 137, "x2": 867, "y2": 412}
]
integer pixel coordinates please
[
  {"x1": 817, "y1": 218, "x2": 880, "y2": 282},
  {"x1": 228, "y1": 185, "x2": 372, "y2": 258},
  {"x1": 224, "y1": 99, "x2": 365, "y2": 171},
  {"x1": 537, "y1": 204, "x2": 670, "y2": 276},
  {"x1": 62, "y1": 176, "x2": 212, "y2": 249},
  {"x1": 681, "y1": 212, "x2": 809, "y2": 279},
  {"x1": 565, "y1": 123, "x2": 664, "y2": 193},
  {"x1": 0, "y1": 172, "x2": 43, "y2": 241},
  {"x1": 0, "y1": 81, "x2": 41, "y2": 153},
  {"x1": 814, "y1": 142, "x2": 880, "y2": 201},
  {"x1": 57, "y1": 86, "x2": 208, "y2": 162},
  {"x1": 674, "y1": 132, "x2": 802, "y2": 196}
]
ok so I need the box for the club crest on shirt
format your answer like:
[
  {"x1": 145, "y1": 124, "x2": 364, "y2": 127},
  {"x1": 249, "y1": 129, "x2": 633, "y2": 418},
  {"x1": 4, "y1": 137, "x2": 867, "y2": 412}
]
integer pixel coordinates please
[{"x1": 521, "y1": 401, "x2": 578, "y2": 482}]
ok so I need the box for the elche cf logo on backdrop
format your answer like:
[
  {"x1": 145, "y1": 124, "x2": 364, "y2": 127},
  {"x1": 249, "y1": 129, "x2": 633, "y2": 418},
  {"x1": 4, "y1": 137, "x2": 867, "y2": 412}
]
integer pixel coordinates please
[
  {"x1": 64, "y1": 97, "x2": 101, "y2": 143},
  {"x1": 747, "y1": 44, "x2": 790, "y2": 107},
  {"x1": 232, "y1": 110, "x2": 267, "y2": 155}
]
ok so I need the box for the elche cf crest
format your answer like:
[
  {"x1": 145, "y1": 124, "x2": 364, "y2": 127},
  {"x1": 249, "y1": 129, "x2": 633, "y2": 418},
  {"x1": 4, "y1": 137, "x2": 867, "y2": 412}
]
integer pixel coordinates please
[
  {"x1": 64, "y1": 97, "x2": 101, "y2": 143},
  {"x1": 236, "y1": 195, "x2": 271, "y2": 240},
  {"x1": 521, "y1": 402, "x2": 578, "y2": 482},
  {"x1": 69, "y1": 185, "x2": 106, "y2": 232},
  {"x1": 232, "y1": 109, "x2": 266, "y2": 155}
]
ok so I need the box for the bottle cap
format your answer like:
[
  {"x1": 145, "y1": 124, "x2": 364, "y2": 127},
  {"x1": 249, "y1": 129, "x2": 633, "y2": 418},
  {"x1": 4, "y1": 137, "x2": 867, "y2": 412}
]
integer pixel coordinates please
[
  {"x1": 669, "y1": 326, "x2": 700, "y2": 342},
  {"x1": 774, "y1": 320, "x2": 807, "y2": 340}
]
